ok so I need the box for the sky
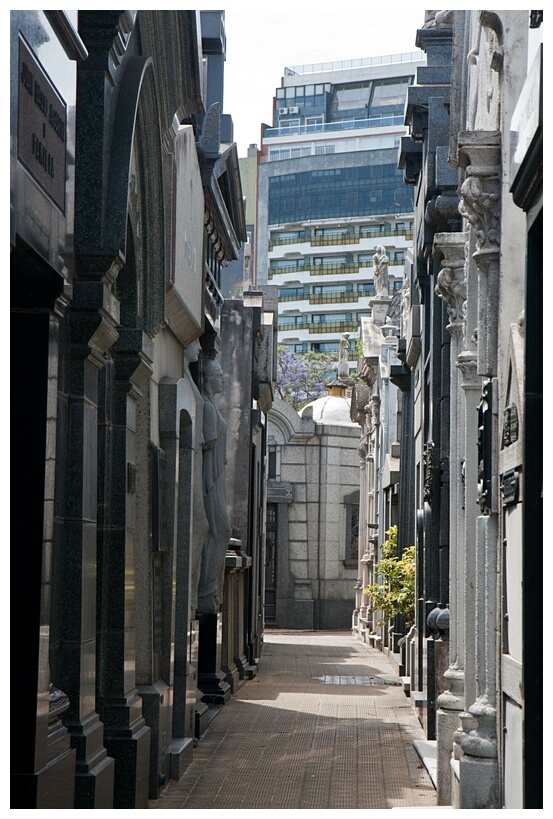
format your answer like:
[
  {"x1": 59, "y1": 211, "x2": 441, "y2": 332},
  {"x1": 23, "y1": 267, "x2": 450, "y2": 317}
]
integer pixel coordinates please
[{"x1": 217, "y1": 3, "x2": 429, "y2": 157}]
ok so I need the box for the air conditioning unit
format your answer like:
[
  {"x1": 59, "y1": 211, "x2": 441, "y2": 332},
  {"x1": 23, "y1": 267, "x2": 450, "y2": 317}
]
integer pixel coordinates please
[
  {"x1": 278, "y1": 107, "x2": 288, "y2": 115},
  {"x1": 288, "y1": 106, "x2": 300, "y2": 114}
]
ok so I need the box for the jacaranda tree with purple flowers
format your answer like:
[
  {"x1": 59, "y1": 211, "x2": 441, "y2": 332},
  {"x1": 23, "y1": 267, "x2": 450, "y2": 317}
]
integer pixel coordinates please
[{"x1": 276, "y1": 346, "x2": 337, "y2": 410}]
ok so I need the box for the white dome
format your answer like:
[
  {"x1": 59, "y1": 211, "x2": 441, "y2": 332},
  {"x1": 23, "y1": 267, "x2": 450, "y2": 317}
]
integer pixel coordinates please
[{"x1": 299, "y1": 394, "x2": 354, "y2": 426}]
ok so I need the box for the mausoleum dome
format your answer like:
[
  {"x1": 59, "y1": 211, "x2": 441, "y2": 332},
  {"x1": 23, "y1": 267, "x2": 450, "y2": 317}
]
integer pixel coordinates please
[{"x1": 299, "y1": 393, "x2": 354, "y2": 426}]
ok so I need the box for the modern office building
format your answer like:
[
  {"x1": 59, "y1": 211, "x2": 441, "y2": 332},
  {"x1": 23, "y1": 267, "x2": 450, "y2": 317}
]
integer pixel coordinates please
[{"x1": 256, "y1": 52, "x2": 425, "y2": 369}]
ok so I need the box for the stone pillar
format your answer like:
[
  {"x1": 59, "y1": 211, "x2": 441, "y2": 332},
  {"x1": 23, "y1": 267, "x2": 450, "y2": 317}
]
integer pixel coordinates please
[
  {"x1": 96, "y1": 333, "x2": 153, "y2": 809},
  {"x1": 222, "y1": 541, "x2": 243, "y2": 693},
  {"x1": 368, "y1": 393, "x2": 382, "y2": 644},
  {"x1": 158, "y1": 382, "x2": 195, "y2": 782},
  {"x1": 354, "y1": 451, "x2": 368, "y2": 635},
  {"x1": 55, "y1": 281, "x2": 118, "y2": 807},
  {"x1": 455, "y1": 350, "x2": 480, "y2": 754},
  {"x1": 433, "y1": 233, "x2": 467, "y2": 804},
  {"x1": 456, "y1": 132, "x2": 501, "y2": 808}
]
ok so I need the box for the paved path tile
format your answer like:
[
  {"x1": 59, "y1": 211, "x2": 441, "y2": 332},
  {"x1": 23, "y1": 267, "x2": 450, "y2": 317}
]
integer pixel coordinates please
[{"x1": 152, "y1": 630, "x2": 436, "y2": 810}]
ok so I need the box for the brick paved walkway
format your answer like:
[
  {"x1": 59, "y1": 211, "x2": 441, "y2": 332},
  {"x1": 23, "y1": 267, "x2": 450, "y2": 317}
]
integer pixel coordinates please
[{"x1": 152, "y1": 630, "x2": 436, "y2": 810}]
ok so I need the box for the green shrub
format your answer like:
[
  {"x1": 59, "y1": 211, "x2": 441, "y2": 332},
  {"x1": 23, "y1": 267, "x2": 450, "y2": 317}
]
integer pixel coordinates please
[{"x1": 363, "y1": 525, "x2": 415, "y2": 627}]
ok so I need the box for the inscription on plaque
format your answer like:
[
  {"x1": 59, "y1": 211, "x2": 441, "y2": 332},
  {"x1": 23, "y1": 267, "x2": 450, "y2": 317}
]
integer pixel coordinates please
[
  {"x1": 18, "y1": 36, "x2": 67, "y2": 213},
  {"x1": 502, "y1": 404, "x2": 519, "y2": 447},
  {"x1": 266, "y1": 482, "x2": 293, "y2": 503}
]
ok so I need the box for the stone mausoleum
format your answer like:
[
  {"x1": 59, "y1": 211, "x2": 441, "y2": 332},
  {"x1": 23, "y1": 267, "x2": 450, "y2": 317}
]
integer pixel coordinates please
[{"x1": 266, "y1": 384, "x2": 360, "y2": 630}]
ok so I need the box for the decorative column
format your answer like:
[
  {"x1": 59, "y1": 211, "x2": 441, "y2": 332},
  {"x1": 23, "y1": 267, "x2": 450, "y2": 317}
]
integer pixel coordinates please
[
  {"x1": 433, "y1": 232, "x2": 467, "y2": 805},
  {"x1": 354, "y1": 445, "x2": 368, "y2": 636},
  {"x1": 350, "y1": 382, "x2": 370, "y2": 639},
  {"x1": 368, "y1": 392, "x2": 381, "y2": 643},
  {"x1": 457, "y1": 132, "x2": 501, "y2": 378},
  {"x1": 456, "y1": 132, "x2": 501, "y2": 808}
]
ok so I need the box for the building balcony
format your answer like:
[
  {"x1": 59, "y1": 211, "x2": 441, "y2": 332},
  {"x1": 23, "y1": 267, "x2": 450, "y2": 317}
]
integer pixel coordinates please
[
  {"x1": 268, "y1": 227, "x2": 413, "y2": 250},
  {"x1": 269, "y1": 260, "x2": 405, "y2": 281},
  {"x1": 308, "y1": 320, "x2": 360, "y2": 334},
  {"x1": 308, "y1": 292, "x2": 362, "y2": 305},
  {"x1": 263, "y1": 114, "x2": 405, "y2": 140},
  {"x1": 278, "y1": 320, "x2": 309, "y2": 331}
]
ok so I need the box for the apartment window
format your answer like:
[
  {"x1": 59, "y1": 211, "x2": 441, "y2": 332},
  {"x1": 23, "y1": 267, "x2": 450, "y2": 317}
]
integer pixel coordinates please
[
  {"x1": 305, "y1": 116, "x2": 324, "y2": 132},
  {"x1": 272, "y1": 230, "x2": 305, "y2": 242},
  {"x1": 278, "y1": 315, "x2": 307, "y2": 327},
  {"x1": 313, "y1": 283, "x2": 352, "y2": 294},
  {"x1": 312, "y1": 312, "x2": 352, "y2": 324},
  {"x1": 279, "y1": 119, "x2": 300, "y2": 134},
  {"x1": 312, "y1": 341, "x2": 340, "y2": 352},
  {"x1": 368, "y1": 77, "x2": 411, "y2": 117},
  {"x1": 312, "y1": 255, "x2": 347, "y2": 265},
  {"x1": 278, "y1": 287, "x2": 305, "y2": 299},
  {"x1": 330, "y1": 81, "x2": 371, "y2": 117},
  {"x1": 271, "y1": 258, "x2": 304, "y2": 270},
  {"x1": 315, "y1": 143, "x2": 335, "y2": 155}
]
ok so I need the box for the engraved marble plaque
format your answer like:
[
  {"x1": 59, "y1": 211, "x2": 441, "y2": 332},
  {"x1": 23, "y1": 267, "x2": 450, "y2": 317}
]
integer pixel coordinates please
[{"x1": 18, "y1": 36, "x2": 67, "y2": 213}]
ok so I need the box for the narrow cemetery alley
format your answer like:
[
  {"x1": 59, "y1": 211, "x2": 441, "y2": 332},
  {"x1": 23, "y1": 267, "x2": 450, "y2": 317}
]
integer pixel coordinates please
[{"x1": 151, "y1": 631, "x2": 436, "y2": 810}]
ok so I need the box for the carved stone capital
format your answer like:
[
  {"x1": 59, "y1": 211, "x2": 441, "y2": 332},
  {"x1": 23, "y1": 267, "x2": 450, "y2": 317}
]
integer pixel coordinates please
[
  {"x1": 457, "y1": 133, "x2": 501, "y2": 258},
  {"x1": 456, "y1": 350, "x2": 479, "y2": 388},
  {"x1": 433, "y1": 232, "x2": 468, "y2": 333},
  {"x1": 457, "y1": 135, "x2": 501, "y2": 377}
]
